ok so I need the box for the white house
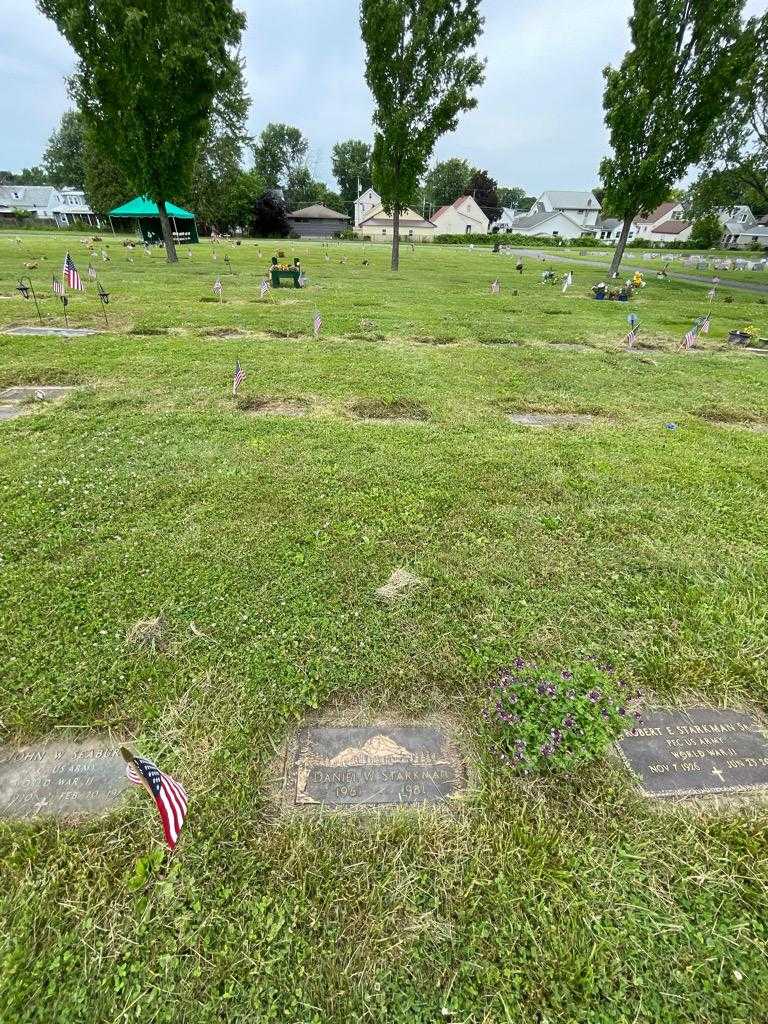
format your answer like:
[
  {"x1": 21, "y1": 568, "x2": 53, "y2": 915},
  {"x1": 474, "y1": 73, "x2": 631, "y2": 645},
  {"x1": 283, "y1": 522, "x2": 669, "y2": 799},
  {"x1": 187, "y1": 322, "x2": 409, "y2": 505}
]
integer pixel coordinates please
[
  {"x1": 355, "y1": 202, "x2": 436, "y2": 242},
  {"x1": 430, "y1": 195, "x2": 489, "y2": 235},
  {"x1": 634, "y1": 202, "x2": 692, "y2": 243},
  {"x1": 596, "y1": 217, "x2": 639, "y2": 244},
  {"x1": 718, "y1": 205, "x2": 768, "y2": 249},
  {"x1": 0, "y1": 184, "x2": 98, "y2": 226},
  {"x1": 531, "y1": 190, "x2": 602, "y2": 229},
  {"x1": 354, "y1": 187, "x2": 381, "y2": 228},
  {"x1": 491, "y1": 190, "x2": 601, "y2": 238}
]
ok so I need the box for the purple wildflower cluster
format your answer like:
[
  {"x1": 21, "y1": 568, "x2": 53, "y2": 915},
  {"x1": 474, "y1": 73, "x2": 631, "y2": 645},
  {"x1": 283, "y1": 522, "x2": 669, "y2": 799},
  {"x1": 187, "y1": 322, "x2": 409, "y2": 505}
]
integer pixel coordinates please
[{"x1": 481, "y1": 657, "x2": 644, "y2": 773}]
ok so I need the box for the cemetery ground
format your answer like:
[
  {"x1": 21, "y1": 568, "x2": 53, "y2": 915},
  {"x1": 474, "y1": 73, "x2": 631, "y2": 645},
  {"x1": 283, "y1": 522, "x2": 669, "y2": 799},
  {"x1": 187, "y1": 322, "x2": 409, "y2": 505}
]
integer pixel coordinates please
[{"x1": 1, "y1": 230, "x2": 768, "y2": 1023}]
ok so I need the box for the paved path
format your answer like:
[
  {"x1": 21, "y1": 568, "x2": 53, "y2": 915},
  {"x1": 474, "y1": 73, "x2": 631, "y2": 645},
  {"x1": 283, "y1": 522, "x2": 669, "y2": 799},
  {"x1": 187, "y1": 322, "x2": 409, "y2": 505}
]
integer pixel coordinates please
[{"x1": 508, "y1": 248, "x2": 768, "y2": 296}]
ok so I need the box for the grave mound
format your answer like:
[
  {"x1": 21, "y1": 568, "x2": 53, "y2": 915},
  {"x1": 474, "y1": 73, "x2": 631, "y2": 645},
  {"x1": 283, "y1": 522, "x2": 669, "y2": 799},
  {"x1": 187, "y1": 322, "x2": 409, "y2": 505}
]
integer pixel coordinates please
[
  {"x1": 237, "y1": 396, "x2": 312, "y2": 417},
  {"x1": 349, "y1": 398, "x2": 428, "y2": 422}
]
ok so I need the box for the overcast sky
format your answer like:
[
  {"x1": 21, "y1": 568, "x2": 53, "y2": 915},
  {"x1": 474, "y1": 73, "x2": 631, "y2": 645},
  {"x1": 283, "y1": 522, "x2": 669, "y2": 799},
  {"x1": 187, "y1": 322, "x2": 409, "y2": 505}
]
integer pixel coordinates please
[{"x1": 1, "y1": 0, "x2": 764, "y2": 193}]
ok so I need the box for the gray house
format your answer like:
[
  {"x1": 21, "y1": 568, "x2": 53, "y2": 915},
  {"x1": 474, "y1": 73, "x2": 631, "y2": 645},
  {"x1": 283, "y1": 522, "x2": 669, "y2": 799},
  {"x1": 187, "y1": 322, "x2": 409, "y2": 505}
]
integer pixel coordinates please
[{"x1": 287, "y1": 203, "x2": 349, "y2": 238}]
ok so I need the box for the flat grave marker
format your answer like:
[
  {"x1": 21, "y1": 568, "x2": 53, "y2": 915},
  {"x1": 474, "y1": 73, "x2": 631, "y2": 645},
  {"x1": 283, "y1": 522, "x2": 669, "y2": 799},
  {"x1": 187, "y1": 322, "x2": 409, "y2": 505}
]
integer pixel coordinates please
[
  {"x1": 0, "y1": 740, "x2": 130, "y2": 819},
  {"x1": 1, "y1": 326, "x2": 99, "y2": 337},
  {"x1": 285, "y1": 724, "x2": 465, "y2": 809},
  {"x1": 0, "y1": 386, "x2": 75, "y2": 401},
  {"x1": 507, "y1": 412, "x2": 597, "y2": 428},
  {"x1": 616, "y1": 707, "x2": 768, "y2": 797}
]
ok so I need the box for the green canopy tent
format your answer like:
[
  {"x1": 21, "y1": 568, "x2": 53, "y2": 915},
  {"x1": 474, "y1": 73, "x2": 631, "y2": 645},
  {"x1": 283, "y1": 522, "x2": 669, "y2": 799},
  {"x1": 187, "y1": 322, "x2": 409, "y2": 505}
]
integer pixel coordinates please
[{"x1": 108, "y1": 196, "x2": 199, "y2": 244}]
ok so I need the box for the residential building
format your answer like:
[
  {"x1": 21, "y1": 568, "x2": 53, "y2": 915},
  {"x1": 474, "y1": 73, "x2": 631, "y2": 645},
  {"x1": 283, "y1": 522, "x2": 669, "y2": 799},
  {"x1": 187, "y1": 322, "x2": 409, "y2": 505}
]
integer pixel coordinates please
[
  {"x1": 718, "y1": 205, "x2": 768, "y2": 249},
  {"x1": 354, "y1": 187, "x2": 381, "y2": 228},
  {"x1": 287, "y1": 203, "x2": 349, "y2": 238},
  {"x1": 0, "y1": 184, "x2": 98, "y2": 226},
  {"x1": 490, "y1": 190, "x2": 601, "y2": 238},
  {"x1": 635, "y1": 202, "x2": 693, "y2": 243},
  {"x1": 530, "y1": 190, "x2": 602, "y2": 229},
  {"x1": 596, "y1": 217, "x2": 639, "y2": 244},
  {"x1": 494, "y1": 208, "x2": 592, "y2": 239},
  {"x1": 430, "y1": 195, "x2": 489, "y2": 235},
  {"x1": 355, "y1": 203, "x2": 436, "y2": 242}
]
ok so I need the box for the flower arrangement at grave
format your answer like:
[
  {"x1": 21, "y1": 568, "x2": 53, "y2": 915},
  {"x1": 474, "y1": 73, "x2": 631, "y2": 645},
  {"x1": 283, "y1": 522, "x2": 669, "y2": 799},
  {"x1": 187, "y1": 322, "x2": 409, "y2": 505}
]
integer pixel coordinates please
[{"x1": 480, "y1": 657, "x2": 642, "y2": 775}]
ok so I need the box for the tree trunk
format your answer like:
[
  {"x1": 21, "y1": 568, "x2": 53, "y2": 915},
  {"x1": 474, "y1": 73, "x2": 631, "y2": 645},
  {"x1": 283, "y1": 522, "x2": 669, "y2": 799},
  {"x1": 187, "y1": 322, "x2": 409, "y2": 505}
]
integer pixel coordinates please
[
  {"x1": 608, "y1": 215, "x2": 635, "y2": 277},
  {"x1": 391, "y1": 207, "x2": 400, "y2": 271},
  {"x1": 157, "y1": 200, "x2": 178, "y2": 263}
]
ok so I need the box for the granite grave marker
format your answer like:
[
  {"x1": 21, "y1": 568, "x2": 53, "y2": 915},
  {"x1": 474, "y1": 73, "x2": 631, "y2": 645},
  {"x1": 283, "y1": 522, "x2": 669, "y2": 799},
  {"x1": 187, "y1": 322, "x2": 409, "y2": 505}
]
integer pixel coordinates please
[
  {"x1": 286, "y1": 724, "x2": 464, "y2": 808},
  {"x1": 616, "y1": 707, "x2": 768, "y2": 797},
  {"x1": 0, "y1": 740, "x2": 130, "y2": 819}
]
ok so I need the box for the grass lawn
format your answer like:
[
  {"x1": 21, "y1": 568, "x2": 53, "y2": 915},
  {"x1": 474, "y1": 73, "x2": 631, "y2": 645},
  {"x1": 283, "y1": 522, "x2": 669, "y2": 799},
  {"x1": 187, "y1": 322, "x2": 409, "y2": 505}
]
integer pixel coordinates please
[{"x1": 1, "y1": 231, "x2": 767, "y2": 1023}]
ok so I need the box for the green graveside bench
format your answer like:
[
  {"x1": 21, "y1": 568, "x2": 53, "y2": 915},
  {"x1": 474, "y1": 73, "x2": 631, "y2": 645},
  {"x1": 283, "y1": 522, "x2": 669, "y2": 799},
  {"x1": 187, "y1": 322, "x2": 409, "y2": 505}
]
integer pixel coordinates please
[{"x1": 270, "y1": 259, "x2": 302, "y2": 288}]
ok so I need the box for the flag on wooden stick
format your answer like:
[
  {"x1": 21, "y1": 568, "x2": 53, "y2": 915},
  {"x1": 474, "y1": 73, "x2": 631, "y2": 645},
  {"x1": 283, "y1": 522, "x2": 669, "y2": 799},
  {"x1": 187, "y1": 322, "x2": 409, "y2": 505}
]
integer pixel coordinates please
[
  {"x1": 490, "y1": 278, "x2": 500, "y2": 294},
  {"x1": 121, "y1": 747, "x2": 188, "y2": 851},
  {"x1": 233, "y1": 359, "x2": 245, "y2": 396},
  {"x1": 562, "y1": 271, "x2": 573, "y2": 293},
  {"x1": 698, "y1": 313, "x2": 711, "y2": 335},
  {"x1": 260, "y1": 279, "x2": 269, "y2": 299},
  {"x1": 52, "y1": 274, "x2": 64, "y2": 297},
  {"x1": 313, "y1": 311, "x2": 322, "y2": 338},
  {"x1": 625, "y1": 319, "x2": 640, "y2": 349},
  {"x1": 213, "y1": 276, "x2": 223, "y2": 301}
]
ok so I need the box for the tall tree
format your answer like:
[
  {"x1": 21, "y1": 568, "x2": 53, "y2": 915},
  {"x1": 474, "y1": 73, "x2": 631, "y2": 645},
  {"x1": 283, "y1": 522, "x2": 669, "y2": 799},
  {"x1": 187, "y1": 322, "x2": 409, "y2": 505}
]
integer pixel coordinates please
[
  {"x1": 0, "y1": 167, "x2": 47, "y2": 185},
  {"x1": 83, "y1": 129, "x2": 132, "y2": 213},
  {"x1": 37, "y1": 0, "x2": 245, "y2": 262},
  {"x1": 331, "y1": 139, "x2": 373, "y2": 204},
  {"x1": 252, "y1": 124, "x2": 309, "y2": 191},
  {"x1": 188, "y1": 55, "x2": 253, "y2": 231},
  {"x1": 688, "y1": 14, "x2": 768, "y2": 219},
  {"x1": 43, "y1": 110, "x2": 87, "y2": 188},
  {"x1": 496, "y1": 185, "x2": 527, "y2": 211},
  {"x1": 600, "y1": 0, "x2": 748, "y2": 277},
  {"x1": 424, "y1": 157, "x2": 475, "y2": 210},
  {"x1": 467, "y1": 168, "x2": 498, "y2": 221},
  {"x1": 360, "y1": 0, "x2": 485, "y2": 270},
  {"x1": 250, "y1": 189, "x2": 291, "y2": 237}
]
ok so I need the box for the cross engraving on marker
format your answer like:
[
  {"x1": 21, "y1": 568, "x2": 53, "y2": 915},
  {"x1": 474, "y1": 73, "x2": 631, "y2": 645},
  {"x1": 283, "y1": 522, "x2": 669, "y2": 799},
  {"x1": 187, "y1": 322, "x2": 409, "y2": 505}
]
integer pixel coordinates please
[{"x1": 711, "y1": 767, "x2": 725, "y2": 783}]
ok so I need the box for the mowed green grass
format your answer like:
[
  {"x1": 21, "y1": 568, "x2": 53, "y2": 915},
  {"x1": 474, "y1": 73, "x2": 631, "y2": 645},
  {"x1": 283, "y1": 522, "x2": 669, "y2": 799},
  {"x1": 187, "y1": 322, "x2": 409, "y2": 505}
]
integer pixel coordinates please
[{"x1": 1, "y1": 231, "x2": 767, "y2": 1023}]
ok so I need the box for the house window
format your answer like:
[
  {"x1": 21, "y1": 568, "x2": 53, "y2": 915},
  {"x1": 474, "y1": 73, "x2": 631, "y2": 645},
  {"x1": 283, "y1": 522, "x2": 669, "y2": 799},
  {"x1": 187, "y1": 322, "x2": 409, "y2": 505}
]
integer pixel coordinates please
[
  {"x1": 465, "y1": 225, "x2": 472, "y2": 234},
  {"x1": 408, "y1": 229, "x2": 414, "y2": 236},
  {"x1": 382, "y1": 229, "x2": 387, "y2": 235},
  {"x1": 552, "y1": 230, "x2": 559, "y2": 236}
]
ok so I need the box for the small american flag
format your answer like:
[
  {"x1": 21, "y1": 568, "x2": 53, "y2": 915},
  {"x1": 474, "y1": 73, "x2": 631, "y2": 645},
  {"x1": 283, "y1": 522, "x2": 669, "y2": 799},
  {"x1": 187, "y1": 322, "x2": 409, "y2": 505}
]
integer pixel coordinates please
[
  {"x1": 260, "y1": 279, "x2": 269, "y2": 299},
  {"x1": 707, "y1": 287, "x2": 716, "y2": 301},
  {"x1": 682, "y1": 325, "x2": 698, "y2": 349},
  {"x1": 490, "y1": 278, "x2": 500, "y2": 294},
  {"x1": 213, "y1": 276, "x2": 223, "y2": 297},
  {"x1": 88, "y1": 263, "x2": 97, "y2": 280},
  {"x1": 122, "y1": 748, "x2": 188, "y2": 850},
  {"x1": 626, "y1": 320, "x2": 640, "y2": 349},
  {"x1": 313, "y1": 311, "x2": 322, "y2": 338},
  {"x1": 698, "y1": 314, "x2": 711, "y2": 335},
  {"x1": 52, "y1": 274, "x2": 64, "y2": 297},
  {"x1": 562, "y1": 271, "x2": 573, "y2": 293},
  {"x1": 63, "y1": 252, "x2": 84, "y2": 291},
  {"x1": 233, "y1": 359, "x2": 245, "y2": 395}
]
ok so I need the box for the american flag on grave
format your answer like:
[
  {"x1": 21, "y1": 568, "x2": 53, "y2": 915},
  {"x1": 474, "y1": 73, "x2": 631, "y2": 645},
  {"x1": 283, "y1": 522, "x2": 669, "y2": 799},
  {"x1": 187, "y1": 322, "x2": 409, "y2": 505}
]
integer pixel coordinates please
[
  {"x1": 625, "y1": 319, "x2": 640, "y2": 349},
  {"x1": 490, "y1": 278, "x2": 500, "y2": 294},
  {"x1": 52, "y1": 274, "x2": 64, "y2": 296},
  {"x1": 313, "y1": 311, "x2": 322, "y2": 337},
  {"x1": 122, "y1": 748, "x2": 188, "y2": 850},
  {"x1": 213, "y1": 276, "x2": 223, "y2": 296},
  {"x1": 88, "y1": 263, "x2": 97, "y2": 280},
  {"x1": 562, "y1": 271, "x2": 573, "y2": 293},
  {"x1": 233, "y1": 359, "x2": 245, "y2": 395},
  {"x1": 682, "y1": 324, "x2": 699, "y2": 349},
  {"x1": 698, "y1": 313, "x2": 711, "y2": 334},
  {"x1": 260, "y1": 279, "x2": 269, "y2": 298},
  {"x1": 63, "y1": 252, "x2": 84, "y2": 291}
]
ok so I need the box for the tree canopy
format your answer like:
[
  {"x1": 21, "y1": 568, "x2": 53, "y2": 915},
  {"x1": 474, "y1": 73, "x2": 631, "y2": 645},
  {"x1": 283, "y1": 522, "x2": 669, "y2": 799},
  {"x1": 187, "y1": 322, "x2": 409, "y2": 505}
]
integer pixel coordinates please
[
  {"x1": 252, "y1": 124, "x2": 309, "y2": 191},
  {"x1": 600, "y1": 0, "x2": 748, "y2": 275},
  {"x1": 424, "y1": 157, "x2": 476, "y2": 210},
  {"x1": 360, "y1": 0, "x2": 485, "y2": 269},
  {"x1": 331, "y1": 139, "x2": 373, "y2": 205},
  {"x1": 42, "y1": 110, "x2": 87, "y2": 189},
  {"x1": 467, "y1": 168, "x2": 498, "y2": 221},
  {"x1": 36, "y1": 0, "x2": 245, "y2": 261}
]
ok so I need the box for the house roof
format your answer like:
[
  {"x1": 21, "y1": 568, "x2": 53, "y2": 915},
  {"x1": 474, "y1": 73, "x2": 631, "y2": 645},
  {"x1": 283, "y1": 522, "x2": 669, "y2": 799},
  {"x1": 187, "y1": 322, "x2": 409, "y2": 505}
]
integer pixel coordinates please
[
  {"x1": 757, "y1": 214, "x2": 768, "y2": 226},
  {"x1": 287, "y1": 204, "x2": 348, "y2": 220},
  {"x1": 652, "y1": 219, "x2": 691, "y2": 235},
  {"x1": 506, "y1": 209, "x2": 585, "y2": 232},
  {"x1": 541, "y1": 190, "x2": 600, "y2": 210},
  {"x1": 359, "y1": 204, "x2": 435, "y2": 229},
  {"x1": 0, "y1": 185, "x2": 56, "y2": 208},
  {"x1": 597, "y1": 218, "x2": 622, "y2": 231},
  {"x1": 431, "y1": 196, "x2": 487, "y2": 226},
  {"x1": 109, "y1": 196, "x2": 195, "y2": 219},
  {"x1": 732, "y1": 224, "x2": 768, "y2": 238},
  {"x1": 637, "y1": 201, "x2": 679, "y2": 225}
]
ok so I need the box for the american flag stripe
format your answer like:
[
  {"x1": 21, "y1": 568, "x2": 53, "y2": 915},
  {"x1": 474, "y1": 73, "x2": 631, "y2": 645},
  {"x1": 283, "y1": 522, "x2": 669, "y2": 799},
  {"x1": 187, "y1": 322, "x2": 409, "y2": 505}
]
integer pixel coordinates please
[
  {"x1": 125, "y1": 753, "x2": 188, "y2": 850},
  {"x1": 63, "y1": 252, "x2": 84, "y2": 291},
  {"x1": 52, "y1": 275, "x2": 64, "y2": 296}
]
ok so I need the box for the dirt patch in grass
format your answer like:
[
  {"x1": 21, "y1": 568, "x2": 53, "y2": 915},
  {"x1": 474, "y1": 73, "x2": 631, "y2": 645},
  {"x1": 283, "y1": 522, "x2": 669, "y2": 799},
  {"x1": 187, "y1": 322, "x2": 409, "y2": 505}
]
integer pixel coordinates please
[
  {"x1": 262, "y1": 328, "x2": 302, "y2": 339},
  {"x1": 0, "y1": 368, "x2": 85, "y2": 388},
  {"x1": 696, "y1": 406, "x2": 763, "y2": 425},
  {"x1": 199, "y1": 296, "x2": 226, "y2": 304},
  {"x1": 237, "y1": 395, "x2": 312, "y2": 417},
  {"x1": 200, "y1": 326, "x2": 247, "y2": 338},
  {"x1": 479, "y1": 337, "x2": 519, "y2": 346},
  {"x1": 413, "y1": 335, "x2": 458, "y2": 346},
  {"x1": 128, "y1": 326, "x2": 168, "y2": 336},
  {"x1": 348, "y1": 398, "x2": 429, "y2": 423}
]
